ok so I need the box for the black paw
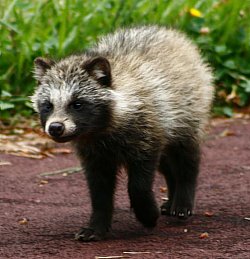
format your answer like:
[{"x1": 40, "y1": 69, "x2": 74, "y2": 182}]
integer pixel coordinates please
[
  {"x1": 142, "y1": 211, "x2": 159, "y2": 229},
  {"x1": 160, "y1": 200, "x2": 171, "y2": 215},
  {"x1": 170, "y1": 204, "x2": 193, "y2": 220},
  {"x1": 135, "y1": 206, "x2": 160, "y2": 228},
  {"x1": 75, "y1": 228, "x2": 104, "y2": 242},
  {"x1": 161, "y1": 201, "x2": 193, "y2": 220}
]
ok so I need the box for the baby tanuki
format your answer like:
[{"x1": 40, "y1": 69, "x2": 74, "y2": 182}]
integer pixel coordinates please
[{"x1": 32, "y1": 25, "x2": 214, "y2": 241}]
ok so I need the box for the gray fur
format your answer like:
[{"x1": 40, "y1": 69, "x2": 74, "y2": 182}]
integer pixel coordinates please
[
  {"x1": 32, "y1": 25, "x2": 213, "y2": 143},
  {"x1": 32, "y1": 25, "x2": 214, "y2": 240}
]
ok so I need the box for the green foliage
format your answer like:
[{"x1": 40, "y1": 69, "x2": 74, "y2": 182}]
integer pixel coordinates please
[{"x1": 0, "y1": 0, "x2": 250, "y2": 119}]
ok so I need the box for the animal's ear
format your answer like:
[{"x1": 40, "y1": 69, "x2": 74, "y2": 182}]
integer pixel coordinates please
[
  {"x1": 84, "y1": 57, "x2": 112, "y2": 87},
  {"x1": 34, "y1": 57, "x2": 55, "y2": 81}
]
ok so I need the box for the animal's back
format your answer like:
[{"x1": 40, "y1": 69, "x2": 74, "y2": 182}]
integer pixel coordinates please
[
  {"x1": 93, "y1": 26, "x2": 214, "y2": 139},
  {"x1": 96, "y1": 26, "x2": 191, "y2": 58}
]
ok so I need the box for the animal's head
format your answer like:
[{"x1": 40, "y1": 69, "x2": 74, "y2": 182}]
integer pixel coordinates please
[{"x1": 31, "y1": 55, "x2": 113, "y2": 142}]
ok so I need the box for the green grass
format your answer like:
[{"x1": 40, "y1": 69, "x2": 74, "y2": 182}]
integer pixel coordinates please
[{"x1": 1, "y1": 0, "x2": 250, "y2": 119}]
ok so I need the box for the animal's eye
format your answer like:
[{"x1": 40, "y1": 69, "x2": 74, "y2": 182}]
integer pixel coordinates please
[
  {"x1": 71, "y1": 101, "x2": 83, "y2": 110},
  {"x1": 41, "y1": 101, "x2": 53, "y2": 113}
]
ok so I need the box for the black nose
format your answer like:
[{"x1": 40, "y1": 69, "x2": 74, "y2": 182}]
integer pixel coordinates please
[{"x1": 48, "y1": 122, "x2": 65, "y2": 137}]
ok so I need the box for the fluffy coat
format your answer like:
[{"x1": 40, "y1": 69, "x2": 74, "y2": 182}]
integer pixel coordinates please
[{"x1": 32, "y1": 25, "x2": 214, "y2": 241}]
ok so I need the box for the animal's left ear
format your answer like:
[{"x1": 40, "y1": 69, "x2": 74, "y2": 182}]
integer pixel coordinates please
[
  {"x1": 84, "y1": 57, "x2": 112, "y2": 87},
  {"x1": 34, "y1": 57, "x2": 55, "y2": 81}
]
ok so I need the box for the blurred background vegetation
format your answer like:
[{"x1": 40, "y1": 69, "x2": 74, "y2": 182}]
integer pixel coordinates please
[{"x1": 1, "y1": 0, "x2": 250, "y2": 121}]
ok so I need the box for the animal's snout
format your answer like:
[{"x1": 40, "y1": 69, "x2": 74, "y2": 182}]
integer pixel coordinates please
[{"x1": 48, "y1": 122, "x2": 65, "y2": 137}]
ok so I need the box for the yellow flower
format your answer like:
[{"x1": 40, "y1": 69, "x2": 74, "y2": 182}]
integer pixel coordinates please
[{"x1": 189, "y1": 8, "x2": 203, "y2": 18}]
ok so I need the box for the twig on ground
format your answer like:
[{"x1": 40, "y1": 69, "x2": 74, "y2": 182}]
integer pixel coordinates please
[
  {"x1": 0, "y1": 161, "x2": 12, "y2": 166},
  {"x1": 123, "y1": 251, "x2": 151, "y2": 254},
  {"x1": 39, "y1": 166, "x2": 82, "y2": 177},
  {"x1": 95, "y1": 256, "x2": 127, "y2": 259}
]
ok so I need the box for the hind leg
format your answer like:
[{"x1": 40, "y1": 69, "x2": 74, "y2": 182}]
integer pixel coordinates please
[
  {"x1": 159, "y1": 139, "x2": 200, "y2": 219},
  {"x1": 159, "y1": 153, "x2": 175, "y2": 216}
]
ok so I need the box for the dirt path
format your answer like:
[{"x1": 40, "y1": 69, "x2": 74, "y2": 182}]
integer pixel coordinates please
[{"x1": 0, "y1": 119, "x2": 250, "y2": 259}]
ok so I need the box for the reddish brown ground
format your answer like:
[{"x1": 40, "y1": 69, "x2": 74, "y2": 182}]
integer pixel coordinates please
[{"x1": 0, "y1": 119, "x2": 250, "y2": 259}]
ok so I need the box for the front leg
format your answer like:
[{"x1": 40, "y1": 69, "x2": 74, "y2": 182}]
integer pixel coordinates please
[
  {"x1": 127, "y1": 157, "x2": 160, "y2": 228},
  {"x1": 75, "y1": 155, "x2": 117, "y2": 241}
]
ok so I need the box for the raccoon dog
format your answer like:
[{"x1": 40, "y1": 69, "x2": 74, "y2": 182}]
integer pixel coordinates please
[{"x1": 32, "y1": 25, "x2": 214, "y2": 241}]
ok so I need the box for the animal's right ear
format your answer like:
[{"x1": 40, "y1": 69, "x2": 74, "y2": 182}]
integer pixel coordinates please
[
  {"x1": 84, "y1": 57, "x2": 112, "y2": 87},
  {"x1": 34, "y1": 57, "x2": 55, "y2": 81}
]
